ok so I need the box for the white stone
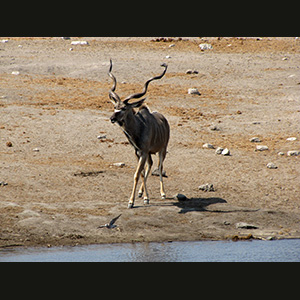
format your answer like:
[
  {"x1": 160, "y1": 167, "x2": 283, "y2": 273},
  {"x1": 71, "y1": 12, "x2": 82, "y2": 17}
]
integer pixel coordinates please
[
  {"x1": 199, "y1": 43, "x2": 213, "y2": 50},
  {"x1": 286, "y1": 137, "x2": 297, "y2": 141},
  {"x1": 11, "y1": 71, "x2": 20, "y2": 75},
  {"x1": 188, "y1": 88, "x2": 201, "y2": 95},
  {"x1": 113, "y1": 162, "x2": 125, "y2": 167},
  {"x1": 250, "y1": 137, "x2": 262, "y2": 142},
  {"x1": 256, "y1": 145, "x2": 269, "y2": 151},
  {"x1": 287, "y1": 150, "x2": 300, "y2": 156},
  {"x1": 221, "y1": 148, "x2": 230, "y2": 156},
  {"x1": 203, "y1": 143, "x2": 215, "y2": 149},
  {"x1": 71, "y1": 41, "x2": 89, "y2": 45},
  {"x1": 215, "y1": 147, "x2": 224, "y2": 155},
  {"x1": 267, "y1": 162, "x2": 278, "y2": 169}
]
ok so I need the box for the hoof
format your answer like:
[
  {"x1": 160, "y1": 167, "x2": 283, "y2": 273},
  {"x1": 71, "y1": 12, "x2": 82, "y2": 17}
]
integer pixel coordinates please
[
  {"x1": 138, "y1": 192, "x2": 143, "y2": 198},
  {"x1": 128, "y1": 202, "x2": 134, "y2": 209},
  {"x1": 144, "y1": 199, "x2": 149, "y2": 205},
  {"x1": 161, "y1": 194, "x2": 166, "y2": 200}
]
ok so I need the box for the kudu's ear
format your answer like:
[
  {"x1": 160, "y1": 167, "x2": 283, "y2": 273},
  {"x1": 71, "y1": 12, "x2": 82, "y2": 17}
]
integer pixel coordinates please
[{"x1": 128, "y1": 98, "x2": 146, "y2": 108}]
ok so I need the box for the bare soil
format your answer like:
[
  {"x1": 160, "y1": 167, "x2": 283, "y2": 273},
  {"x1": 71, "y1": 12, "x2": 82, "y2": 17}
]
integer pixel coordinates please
[{"x1": 0, "y1": 37, "x2": 300, "y2": 248}]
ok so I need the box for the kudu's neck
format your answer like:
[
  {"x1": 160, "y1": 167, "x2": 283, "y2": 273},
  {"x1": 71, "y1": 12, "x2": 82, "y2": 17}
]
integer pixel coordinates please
[{"x1": 119, "y1": 108, "x2": 141, "y2": 151}]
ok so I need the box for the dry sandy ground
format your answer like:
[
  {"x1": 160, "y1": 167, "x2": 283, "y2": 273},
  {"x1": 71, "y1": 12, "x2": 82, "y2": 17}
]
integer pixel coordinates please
[{"x1": 0, "y1": 37, "x2": 300, "y2": 248}]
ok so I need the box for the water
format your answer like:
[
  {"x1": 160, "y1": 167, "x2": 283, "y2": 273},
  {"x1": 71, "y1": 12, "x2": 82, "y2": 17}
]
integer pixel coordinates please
[{"x1": 1, "y1": 239, "x2": 299, "y2": 262}]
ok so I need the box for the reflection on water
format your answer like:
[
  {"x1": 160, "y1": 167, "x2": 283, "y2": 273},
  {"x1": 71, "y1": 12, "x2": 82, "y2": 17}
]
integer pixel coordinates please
[{"x1": 1, "y1": 239, "x2": 300, "y2": 262}]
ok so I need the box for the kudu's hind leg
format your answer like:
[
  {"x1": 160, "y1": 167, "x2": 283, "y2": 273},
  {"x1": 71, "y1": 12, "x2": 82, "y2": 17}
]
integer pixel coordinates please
[
  {"x1": 128, "y1": 154, "x2": 147, "y2": 209},
  {"x1": 158, "y1": 149, "x2": 167, "y2": 199}
]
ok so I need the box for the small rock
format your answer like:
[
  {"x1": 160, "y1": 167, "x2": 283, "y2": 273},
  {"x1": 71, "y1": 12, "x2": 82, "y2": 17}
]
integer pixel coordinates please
[
  {"x1": 71, "y1": 41, "x2": 89, "y2": 45},
  {"x1": 250, "y1": 137, "x2": 262, "y2": 143},
  {"x1": 185, "y1": 69, "x2": 199, "y2": 74},
  {"x1": 286, "y1": 137, "x2": 297, "y2": 141},
  {"x1": 113, "y1": 162, "x2": 125, "y2": 167},
  {"x1": 278, "y1": 152, "x2": 285, "y2": 156},
  {"x1": 188, "y1": 88, "x2": 201, "y2": 95},
  {"x1": 215, "y1": 147, "x2": 224, "y2": 155},
  {"x1": 203, "y1": 143, "x2": 215, "y2": 149},
  {"x1": 151, "y1": 168, "x2": 167, "y2": 177},
  {"x1": 221, "y1": 148, "x2": 230, "y2": 156},
  {"x1": 6, "y1": 141, "x2": 13, "y2": 147},
  {"x1": 174, "y1": 193, "x2": 187, "y2": 201},
  {"x1": 267, "y1": 162, "x2": 277, "y2": 169},
  {"x1": 256, "y1": 145, "x2": 269, "y2": 151},
  {"x1": 69, "y1": 47, "x2": 73, "y2": 51},
  {"x1": 11, "y1": 71, "x2": 20, "y2": 75},
  {"x1": 0, "y1": 181, "x2": 8, "y2": 186},
  {"x1": 236, "y1": 222, "x2": 258, "y2": 229},
  {"x1": 210, "y1": 125, "x2": 220, "y2": 131},
  {"x1": 169, "y1": 44, "x2": 175, "y2": 48},
  {"x1": 199, "y1": 43, "x2": 213, "y2": 50},
  {"x1": 198, "y1": 183, "x2": 215, "y2": 192},
  {"x1": 33, "y1": 148, "x2": 40, "y2": 152},
  {"x1": 97, "y1": 135, "x2": 107, "y2": 140},
  {"x1": 1, "y1": 39, "x2": 8, "y2": 43},
  {"x1": 61, "y1": 37, "x2": 70, "y2": 40},
  {"x1": 287, "y1": 150, "x2": 300, "y2": 156},
  {"x1": 165, "y1": 55, "x2": 171, "y2": 59}
]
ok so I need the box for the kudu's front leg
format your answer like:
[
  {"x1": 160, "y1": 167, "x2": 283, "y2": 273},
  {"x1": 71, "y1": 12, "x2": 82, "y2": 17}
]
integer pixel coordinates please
[
  {"x1": 138, "y1": 154, "x2": 153, "y2": 204},
  {"x1": 128, "y1": 154, "x2": 147, "y2": 209}
]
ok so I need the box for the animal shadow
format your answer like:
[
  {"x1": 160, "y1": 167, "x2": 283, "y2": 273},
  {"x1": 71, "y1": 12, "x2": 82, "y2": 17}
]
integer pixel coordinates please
[{"x1": 173, "y1": 197, "x2": 227, "y2": 214}]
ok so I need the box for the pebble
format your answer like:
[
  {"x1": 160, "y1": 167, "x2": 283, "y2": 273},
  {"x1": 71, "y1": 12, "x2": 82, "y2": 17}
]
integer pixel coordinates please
[
  {"x1": 165, "y1": 55, "x2": 171, "y2": 59},
  {"x1": 11, "y1": 71, "x2": 20, "y2": 75},
  {"x1": 113, "y1": 162, "x2": 125, "y2": 167},
  {"x1": 185, "y1": 69, "x2": 199, "y2": 74},
  {"x1": 250, "y1": 137, "x2": 262, "y2": 143},
  {"x1": 267, "y1": 162, "x2": 278, "y2": 169},
  {"x1": 97, "y1": 135, "x2": 107, "y2": 140},
  {"x1": 1, "y1": 39, "x2": 8, "y2": 43},
  {"x1": 255, "y1": 145, "x2": 268, "y2": 151},
  {"x1": 198, "y1": 183, "x2": 215, "y2": 192},
  {"x1": 71, "y1": 41, "x2": 89, "y2": 45},
  {"x1": 278, "y1": 152, "x2": 285, "y2": 156},
  {"x1": 215, "y1": 147, "x2": 223, "y2": 154},
  {"x1": 33, "y1": 148, "x2": 40, "y2": 152},
  {"x1": 210, "y1": 125, "x2": 220, "y2": 131},
  {"x1": 236, "y1": 222, "x2": 259, "y2": 229},
  {"x1": 188, "y1": 88, "x2": 201, "y2": 95},
  {"x1": 174, "y1": 193, "x2": 187, "y2": 201},
  {"x1": 287, "y1": 150, "x2": 300, "y2": 156},
  {"x1": 221, "y1": 148, "x2": 230, "y2": 156},
  {"x1": 0, "y1": 181, "x2": 8, "y2": 186},
  {"x1": 199, "y1": 43, "x2": 213, "y2": 50},
  {"x1": 203, "y1": 143, "x2": 215, "y2": 149},
  {"x1": 151, "y1": 168, "x2": 167, "y2": 177},
  {"x1": 286, "y1": 137, "x2": 297, "y2": 141}
]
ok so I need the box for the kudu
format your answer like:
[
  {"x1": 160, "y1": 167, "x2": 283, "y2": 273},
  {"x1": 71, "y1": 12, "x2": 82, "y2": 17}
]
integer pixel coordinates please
[{"x1": 108, "y1": 60, "x2": 170, "y2": 208}]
